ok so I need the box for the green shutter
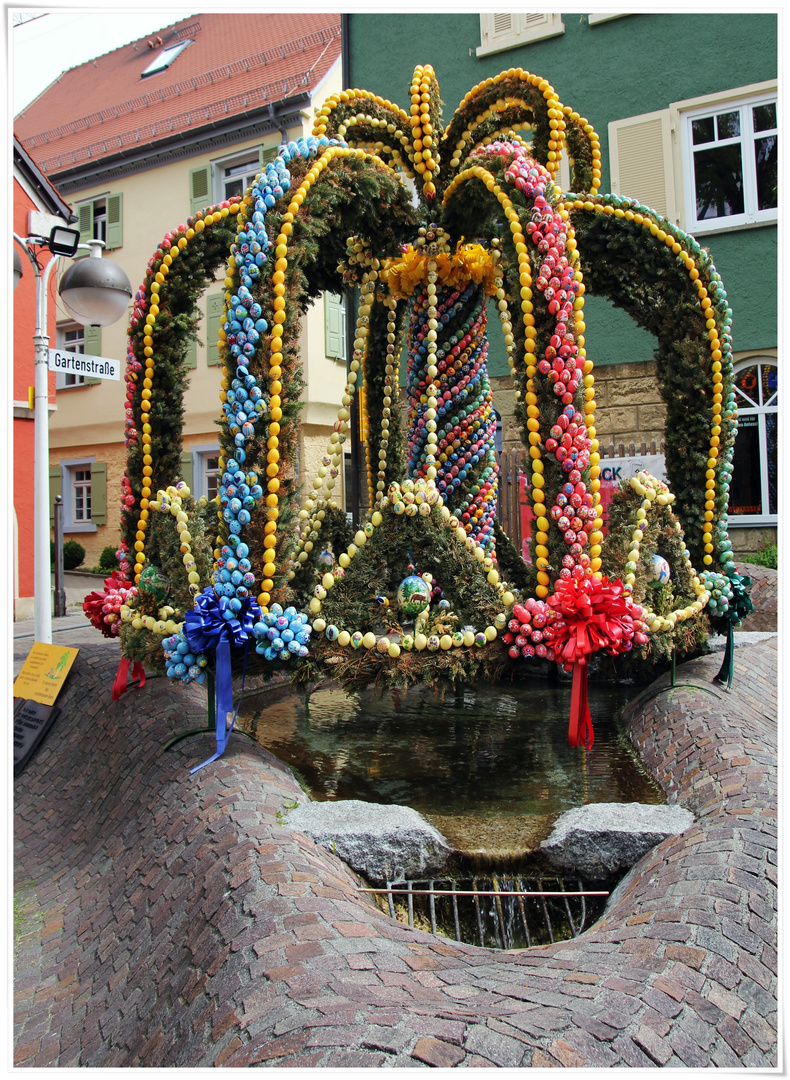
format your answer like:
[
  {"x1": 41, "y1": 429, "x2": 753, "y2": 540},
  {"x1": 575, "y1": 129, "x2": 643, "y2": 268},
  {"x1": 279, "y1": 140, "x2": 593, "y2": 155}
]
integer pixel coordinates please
[
  {"x1": 180, "y1": 450, "x2": 194, "y2": 490},
  {"x1": 83, "y1": 325, "x2": 102, "y2": 384},
  {"x1": 325, "y1": 293, "x2": 344, "y2": 360},
  {"x1": 189, "y1": 165, "x2": 211, "y2": 215},
  {"x1": 105, "y1": 193, "x2": 123, "y2": 249},
  {"x1": 260, "y1": 145, "x2": 279, "y2": 167},
  {"x1": 76, "y1": 201, "x2": 94, "y2": 248},
  {"x1": 185, "y1": 336, "x2": 197, "y2": 369},
  {"x1": 91, "y1": 462, "x2": 107, "y2": 525},
  {"x1": 49, "y1": 465, "x2": 63, "y2": 525},
  {"x1": 206, "y1": 292, "x2": 224, "y2": 366}
]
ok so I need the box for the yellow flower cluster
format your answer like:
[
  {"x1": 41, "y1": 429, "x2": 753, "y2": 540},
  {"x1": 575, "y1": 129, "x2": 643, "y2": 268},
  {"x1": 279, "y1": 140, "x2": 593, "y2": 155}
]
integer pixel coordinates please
[{"x1": 382, "y1": 242, "x2": 497, "y2": 300}]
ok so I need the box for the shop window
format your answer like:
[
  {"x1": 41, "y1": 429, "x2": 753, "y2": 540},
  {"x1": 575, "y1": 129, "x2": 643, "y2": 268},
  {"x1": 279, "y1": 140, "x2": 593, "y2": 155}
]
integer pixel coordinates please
[{"x1": 728, "y1": 359, "x2": 777, "y2": 524}]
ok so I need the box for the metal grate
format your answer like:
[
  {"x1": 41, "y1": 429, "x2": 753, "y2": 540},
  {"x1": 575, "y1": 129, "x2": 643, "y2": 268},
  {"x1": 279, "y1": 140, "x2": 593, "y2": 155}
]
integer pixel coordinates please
[{"x1": 359, "y1": 875, "x2": 609, "y2": 950}]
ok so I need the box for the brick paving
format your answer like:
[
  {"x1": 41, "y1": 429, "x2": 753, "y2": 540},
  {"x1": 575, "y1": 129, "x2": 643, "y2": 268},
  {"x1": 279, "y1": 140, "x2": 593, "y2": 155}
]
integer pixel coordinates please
[
  {"x1": 14, "y1": 637, "x2": 776, "y2": 1067},
  {"x1": 737, "y1": 563, "x2": 777, "y2": 631}
]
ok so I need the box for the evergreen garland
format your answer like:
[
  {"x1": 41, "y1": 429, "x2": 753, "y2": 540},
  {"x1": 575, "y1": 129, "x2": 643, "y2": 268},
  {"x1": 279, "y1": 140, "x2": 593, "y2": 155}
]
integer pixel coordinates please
[
  {"x1": 567, "y1": 195, "x2": 736, "y2": 571},
  {"x1": 122, "y1": 213, "x2": 237, "y2": 557}
]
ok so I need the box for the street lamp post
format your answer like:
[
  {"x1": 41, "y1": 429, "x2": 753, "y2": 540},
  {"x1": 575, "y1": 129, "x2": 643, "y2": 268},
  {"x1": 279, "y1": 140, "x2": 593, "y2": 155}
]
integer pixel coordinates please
[{"x1": 13, "y1": 228, "x2": 131, "y2": 645}]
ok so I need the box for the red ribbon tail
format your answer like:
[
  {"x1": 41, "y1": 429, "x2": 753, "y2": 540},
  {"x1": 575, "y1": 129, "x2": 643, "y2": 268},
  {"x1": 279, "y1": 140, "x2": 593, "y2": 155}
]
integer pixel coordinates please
[
  {"x1": 132, "y1": 662, "x2": 146, "y2": 690},
  {"x1": 112, "y1": 658, "x2": 131, "y2": 700},
  {"x1": 569, "y1": 662, "x2": 594, "y2": 750}
]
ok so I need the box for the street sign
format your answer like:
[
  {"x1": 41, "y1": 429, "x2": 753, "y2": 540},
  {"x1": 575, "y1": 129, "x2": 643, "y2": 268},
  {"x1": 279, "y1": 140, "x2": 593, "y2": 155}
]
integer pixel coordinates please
[{"x1": 48, "y1": 347, "x2": 120, "y2": 381}]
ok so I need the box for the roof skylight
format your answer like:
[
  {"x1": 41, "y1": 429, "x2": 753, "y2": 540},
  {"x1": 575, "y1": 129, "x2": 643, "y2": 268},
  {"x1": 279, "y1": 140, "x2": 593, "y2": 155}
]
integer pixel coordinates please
[{"x1": 141, "y1": 39, "x2": 192, "y2": 78}]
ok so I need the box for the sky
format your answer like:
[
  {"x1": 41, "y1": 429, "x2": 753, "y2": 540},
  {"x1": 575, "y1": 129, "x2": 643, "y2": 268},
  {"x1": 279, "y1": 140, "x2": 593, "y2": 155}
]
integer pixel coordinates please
[{"x1": 12, "y1": 7, "x2": 199, "y2": 115}]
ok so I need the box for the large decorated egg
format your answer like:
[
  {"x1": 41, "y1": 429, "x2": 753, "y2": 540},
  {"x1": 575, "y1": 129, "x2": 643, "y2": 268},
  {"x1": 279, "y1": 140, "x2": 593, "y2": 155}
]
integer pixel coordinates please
[
  {"x1": 650, "y1": 554, "x2": 671, "y2": 586},
  {"x1": 397, "y1": 574, "x2": 432, "y2": 616},
  {"x1": 138, "y1": 565, "x2": 169, "y2": 604}
]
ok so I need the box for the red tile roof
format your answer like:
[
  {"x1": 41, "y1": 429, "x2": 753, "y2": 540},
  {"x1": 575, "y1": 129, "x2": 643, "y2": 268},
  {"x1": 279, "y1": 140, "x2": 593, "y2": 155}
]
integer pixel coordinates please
[{"x1": 16, "y1": 12, "x2": 341, "y2": 176}]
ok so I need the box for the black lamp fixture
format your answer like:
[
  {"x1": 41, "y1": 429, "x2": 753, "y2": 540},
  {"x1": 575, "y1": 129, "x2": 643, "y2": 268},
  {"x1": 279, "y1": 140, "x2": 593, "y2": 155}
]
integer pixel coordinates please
[{"x1": 46, "y1": 224, "x2": 81, "y2": 258}]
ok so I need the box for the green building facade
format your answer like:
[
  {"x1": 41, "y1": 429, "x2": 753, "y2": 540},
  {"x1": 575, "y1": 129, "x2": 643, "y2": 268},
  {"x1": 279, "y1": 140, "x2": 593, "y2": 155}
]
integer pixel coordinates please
[{"x1": 345, "y1": 12, "x2": 777, "y2": 554}]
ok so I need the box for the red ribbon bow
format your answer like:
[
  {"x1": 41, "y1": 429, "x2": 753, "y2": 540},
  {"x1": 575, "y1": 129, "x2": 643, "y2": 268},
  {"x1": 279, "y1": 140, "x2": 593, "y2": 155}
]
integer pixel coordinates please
[{"x1": 545, "y1": 576, "x2": 640, "y2": 750}]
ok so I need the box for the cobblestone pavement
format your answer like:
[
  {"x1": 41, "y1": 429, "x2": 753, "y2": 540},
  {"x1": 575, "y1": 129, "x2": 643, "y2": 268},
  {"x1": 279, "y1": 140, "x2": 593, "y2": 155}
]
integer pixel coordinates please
[{"x1": 14, "y1": 639, "x2": 776, "y2": 1068}]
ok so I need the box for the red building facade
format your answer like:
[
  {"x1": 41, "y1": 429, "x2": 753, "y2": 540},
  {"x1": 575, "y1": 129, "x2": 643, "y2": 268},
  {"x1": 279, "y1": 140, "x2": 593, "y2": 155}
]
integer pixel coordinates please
[{"x1": 13, "y1": 137, "x2": 73, "y2": 619}]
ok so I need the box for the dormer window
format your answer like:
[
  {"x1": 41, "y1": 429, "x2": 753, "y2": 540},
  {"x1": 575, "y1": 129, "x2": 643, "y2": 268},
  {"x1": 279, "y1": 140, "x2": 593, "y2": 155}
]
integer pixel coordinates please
[{"x1": 141, "y1": 38, "x2": 192, "y2": 78}]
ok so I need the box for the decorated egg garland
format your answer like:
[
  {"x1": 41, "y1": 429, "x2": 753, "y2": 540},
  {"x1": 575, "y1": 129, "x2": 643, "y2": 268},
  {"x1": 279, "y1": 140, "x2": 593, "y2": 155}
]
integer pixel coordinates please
[{"x1": 93, "y1": 63, "x2": 750, "y2": 764}]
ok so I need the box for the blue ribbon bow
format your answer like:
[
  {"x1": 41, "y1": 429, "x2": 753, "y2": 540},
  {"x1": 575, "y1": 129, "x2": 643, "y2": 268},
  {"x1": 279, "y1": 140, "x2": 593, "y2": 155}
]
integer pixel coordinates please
[{"x1": 184, "y1": 588, "x2": 261, "y2": 772}]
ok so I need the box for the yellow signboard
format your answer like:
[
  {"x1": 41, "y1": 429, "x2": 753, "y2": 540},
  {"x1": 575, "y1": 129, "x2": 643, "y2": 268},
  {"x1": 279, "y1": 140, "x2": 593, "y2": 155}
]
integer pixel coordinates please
[{"x1": 13, "y1": 643, "x2": 79, "y2": 706}]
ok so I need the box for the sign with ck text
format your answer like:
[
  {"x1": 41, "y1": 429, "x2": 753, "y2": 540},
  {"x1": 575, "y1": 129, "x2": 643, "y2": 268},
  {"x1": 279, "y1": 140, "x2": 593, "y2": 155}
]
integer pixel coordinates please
[{"x1": 48, "y1": 348, "x2": 120, "y2": 381}]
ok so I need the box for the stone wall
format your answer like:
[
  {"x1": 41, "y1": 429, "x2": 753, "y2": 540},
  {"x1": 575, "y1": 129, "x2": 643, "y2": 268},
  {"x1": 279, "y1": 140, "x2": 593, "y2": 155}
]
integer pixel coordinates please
[{"x1": 490, "y1": 362, "x2": 666, "y2": 455}]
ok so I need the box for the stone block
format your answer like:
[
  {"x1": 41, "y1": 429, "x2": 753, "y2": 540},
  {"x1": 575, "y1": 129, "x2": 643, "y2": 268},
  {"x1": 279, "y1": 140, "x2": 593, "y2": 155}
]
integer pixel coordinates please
[
  {"x1": 540, "y1": 802, "x2": 694, "y2": 878},
  {"x1": 282, "y1": 800, "x2": 454, "y2": 883}
]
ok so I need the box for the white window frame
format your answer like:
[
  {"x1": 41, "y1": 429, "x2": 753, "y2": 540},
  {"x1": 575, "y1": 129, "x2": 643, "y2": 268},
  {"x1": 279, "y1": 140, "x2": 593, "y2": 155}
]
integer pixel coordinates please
[
  {"x1": 214, "y1": 152, "x2": 262, "y2": 204},
  {"x1": 190, "y1": 443, "x2": 222, "y2": 502},
  {"x1": 60, "y1": 456, "x2": 97, "y2": 532},
  {"x1": 608, "y1": 81, "x2": 778, "y2": 234},
  {"x1": 674, "y1": 83, "x2": 777, "y2": 235},
  {"x1": 211, "y1": 146, "x2": 279, "y2": 204},
  {"x1": 55, "y1": 324, "x2": 86, "y2": 388},
  {"x1": 477, "y1": 13, "x2": 564, "y2": 57},
  {"x1": 728, "y1": 357, "x2": 777, "y2": 527},
  {"x1": 588, "y1": 13, "x2": 630, "y2": 25}
]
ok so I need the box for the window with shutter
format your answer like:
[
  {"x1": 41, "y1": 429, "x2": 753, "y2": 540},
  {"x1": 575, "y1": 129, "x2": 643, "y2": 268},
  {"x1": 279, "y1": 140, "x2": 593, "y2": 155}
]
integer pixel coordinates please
[
  {"x1": 214, "y1": 148, "x2": 279, "y2": 203},
  {"x1": 180, "y1": 450, "x2": 194, "y2": 491},
  {"x1": 83, "y1": 325, "x2": 103, "y2": 385},
  {"x1": 206, "y1": 292, "x2": 225, "y2": 366},
  {"x1": 74, "y1": 193, "x2": 122, "y2": 253},
  {"x1": 105, "y1": 193, "x2": 123, "y2": 249},
  {"x1": 611, "y1": 83, "x2": 777, "y2": 235},
  {"x1": 324, "y1": 293, "x2": 346, "y2": 361},
  {"x1": 184, "y1": 336, "x2": 197, "y2": 369},
  {"x1": 56, "y1": 458, "x2": 104, "y2": 531},
  {"x1": 76, "y1": 201, "x2": 93, "y2": 247},
  {"x1": 477, "y1": 12, "x2": 564, "y2": 56},
  {"x1": 608, "y1": 110, "x2": 676, "y2": 222},
  {"x1": 189, "y1": 165, "x2": 211, "y2": 215},
  {"x1": 90, "y1": 462, "x2": 107, "y2": 526}
]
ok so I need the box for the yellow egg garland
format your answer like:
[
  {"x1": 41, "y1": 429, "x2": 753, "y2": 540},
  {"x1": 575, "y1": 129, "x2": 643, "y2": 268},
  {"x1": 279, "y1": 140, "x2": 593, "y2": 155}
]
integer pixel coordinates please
[
  {"x1": 306, "y1": 478, "x2": 512, "y2": 660},
  {"x1": 130, "y1": 205, "x2": 237, "y2": 587},
  {"x1": 564, "y1": 194, "x2": 736, "y2": 592},
  {"x1": 620, "y1": 472, "x2": 710, "y2": 634}
]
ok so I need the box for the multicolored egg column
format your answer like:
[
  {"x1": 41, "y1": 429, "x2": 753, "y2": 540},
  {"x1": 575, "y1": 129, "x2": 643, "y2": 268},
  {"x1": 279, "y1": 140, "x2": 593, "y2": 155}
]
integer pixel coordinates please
[{"x1": 400, "y1": 235, "x2": 499, "y2": 555}]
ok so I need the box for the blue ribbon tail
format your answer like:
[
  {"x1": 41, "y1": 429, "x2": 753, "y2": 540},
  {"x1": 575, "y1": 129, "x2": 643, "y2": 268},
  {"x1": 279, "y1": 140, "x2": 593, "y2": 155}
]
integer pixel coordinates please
[
  {"x1": 190, "y1": 638, "x2": 233, "y2": 774},
  {"x1": 214, "y1": 638, "x2": 233, "y2": 756}
]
